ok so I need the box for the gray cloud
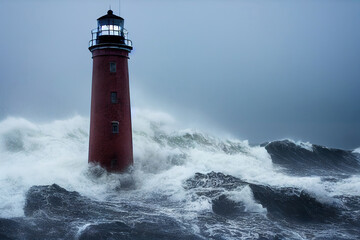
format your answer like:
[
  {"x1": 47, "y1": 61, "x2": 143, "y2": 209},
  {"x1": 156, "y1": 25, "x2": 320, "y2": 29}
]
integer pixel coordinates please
[{"x1": 0, "y1": 0, "x2": 359, "y2": 149}]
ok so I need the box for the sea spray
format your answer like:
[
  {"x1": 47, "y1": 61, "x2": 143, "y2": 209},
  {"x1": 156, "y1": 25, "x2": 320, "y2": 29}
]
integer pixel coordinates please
[{"x1": 0, "y1": 109, "x2": 359, "y2": 239}]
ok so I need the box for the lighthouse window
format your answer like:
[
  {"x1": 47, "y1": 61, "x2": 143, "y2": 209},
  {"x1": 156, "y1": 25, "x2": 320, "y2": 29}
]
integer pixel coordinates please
[
  {"x1": 111, "y1": 92, "x2": 118, "y2": 103},
  {"x1": 110, "y1": 62, "x2": 116, "y2": 72},
  {"x1": 111, "y1": 121, "x2": 119, "y2": 133}
]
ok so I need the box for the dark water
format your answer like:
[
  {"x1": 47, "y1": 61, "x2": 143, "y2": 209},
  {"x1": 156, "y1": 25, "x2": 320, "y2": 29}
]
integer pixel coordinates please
[{"x1": 0, "y1": 117, "x2": 359, "y2": 239}]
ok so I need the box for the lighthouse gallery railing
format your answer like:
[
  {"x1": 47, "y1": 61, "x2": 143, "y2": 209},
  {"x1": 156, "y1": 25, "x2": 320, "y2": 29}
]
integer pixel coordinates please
[{"x1": 89, "y1": 27, "x2": 133, "y2": 48}]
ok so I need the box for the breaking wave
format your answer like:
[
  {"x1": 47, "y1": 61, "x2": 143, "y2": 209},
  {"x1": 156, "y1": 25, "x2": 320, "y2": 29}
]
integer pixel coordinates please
[{"x1": 0, "y1": 109, "x2": 359, "y2": 239}]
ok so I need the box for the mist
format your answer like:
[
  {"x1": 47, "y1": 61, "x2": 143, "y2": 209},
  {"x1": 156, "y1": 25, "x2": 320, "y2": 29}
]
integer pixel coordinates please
[{"x1": 0, "y1": 0, "x2": 359, "y2": 149}]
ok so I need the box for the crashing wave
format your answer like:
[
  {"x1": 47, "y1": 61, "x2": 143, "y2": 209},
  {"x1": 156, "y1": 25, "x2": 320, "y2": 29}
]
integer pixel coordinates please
[
  {"x1": 1, "y1": 110, "x2": 360, "y2": 239},
  {"x1": 264, "y1": 139, "x2": 360, "y2": 175}
]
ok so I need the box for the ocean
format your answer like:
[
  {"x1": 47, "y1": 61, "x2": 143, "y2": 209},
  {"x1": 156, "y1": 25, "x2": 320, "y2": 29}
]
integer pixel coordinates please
[{"x1": 0, "y1": 110, "x2": 359, "y2": 240}]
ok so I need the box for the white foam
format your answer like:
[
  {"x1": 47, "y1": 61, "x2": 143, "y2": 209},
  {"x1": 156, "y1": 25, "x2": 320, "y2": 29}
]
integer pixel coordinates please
[
  {"x1": 330, "y1": 175, "x2": 360, "y2": 197},
  {"x1": 227, "y1": 186, "x2": 267, "y2": 213},
  {"x1": 296, "y1": 141, "x2": 314, "y2": 152},
  {"x1": 0, "y1": 109, "x2": 356, "y2": 218},
  {"x1": 0, "y1": 116, "x2": 100, "y2": 217},
  {"x1": 353, "y1": 147, "x2": 360, "y2": 154},
  {"x1": 284, "y1": 139, "x2": 314, "y2": 152}
]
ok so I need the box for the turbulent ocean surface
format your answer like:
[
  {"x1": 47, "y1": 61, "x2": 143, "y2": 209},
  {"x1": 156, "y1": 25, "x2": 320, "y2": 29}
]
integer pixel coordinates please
[{"x1": 0, "y1": 110, "x2": 359, "y2": 240}]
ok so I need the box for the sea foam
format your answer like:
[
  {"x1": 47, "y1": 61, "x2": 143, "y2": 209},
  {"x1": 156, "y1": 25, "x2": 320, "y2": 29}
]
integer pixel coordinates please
[{"x1": 0, "y1": 109, "x2": 357, "y2": 218}]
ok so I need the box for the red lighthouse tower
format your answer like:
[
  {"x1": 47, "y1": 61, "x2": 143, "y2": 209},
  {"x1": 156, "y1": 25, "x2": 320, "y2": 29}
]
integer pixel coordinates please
[{"x1": 88, "y1": 10, "x2": 133, "y2": 172}]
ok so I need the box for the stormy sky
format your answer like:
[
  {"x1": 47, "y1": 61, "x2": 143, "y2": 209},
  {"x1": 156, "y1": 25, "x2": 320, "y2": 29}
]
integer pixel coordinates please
[{"x1": 0, "y1": 0, "x2": 359, "y2": 149}]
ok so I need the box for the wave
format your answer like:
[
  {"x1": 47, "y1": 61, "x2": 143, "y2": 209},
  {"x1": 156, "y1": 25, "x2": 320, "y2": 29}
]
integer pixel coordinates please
[
  {"x1": 0, "y1": 183, "x2": 201, "y2": 240},
  {"x1": 264, "y1": 139, "x2": 360, "y2": 176},
  {"x1": 1, "y1": 110, "x2": 360, "y2": 239},
  {"x1": 184, "y1": 172, "x2": 342, "y2": 222},
  {"x1": 1, "y1": 171, "x2": 354, "y2": 239}
]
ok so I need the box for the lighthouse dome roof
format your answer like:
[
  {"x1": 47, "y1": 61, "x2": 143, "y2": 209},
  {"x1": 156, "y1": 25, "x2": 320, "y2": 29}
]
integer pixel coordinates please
[
  {"x1": 97, "y1": 10, "x2": 124, "y2": 28},
  {"x1": 98, "y1": 10, "x2": 124, "y2": 21}
]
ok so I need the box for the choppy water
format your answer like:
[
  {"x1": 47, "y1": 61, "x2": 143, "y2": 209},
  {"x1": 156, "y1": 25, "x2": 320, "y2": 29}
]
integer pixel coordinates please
[{"x1": 0, "y1": 110, "x2": 359, "y2": 240}]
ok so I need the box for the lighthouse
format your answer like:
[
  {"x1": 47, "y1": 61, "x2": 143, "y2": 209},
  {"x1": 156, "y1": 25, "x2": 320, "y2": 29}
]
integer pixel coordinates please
[{"x1": 88, "y1": 10, "x2": 133, "y2": 172}]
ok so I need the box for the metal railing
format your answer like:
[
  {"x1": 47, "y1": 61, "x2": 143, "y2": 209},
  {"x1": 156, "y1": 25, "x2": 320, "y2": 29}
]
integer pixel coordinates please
[
  {"x1": 89, "y1": 27, "x2": 132, "y2": 48},
  {"x1": 89, "y1": 38, "x2": 133, "y2": 48}
]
